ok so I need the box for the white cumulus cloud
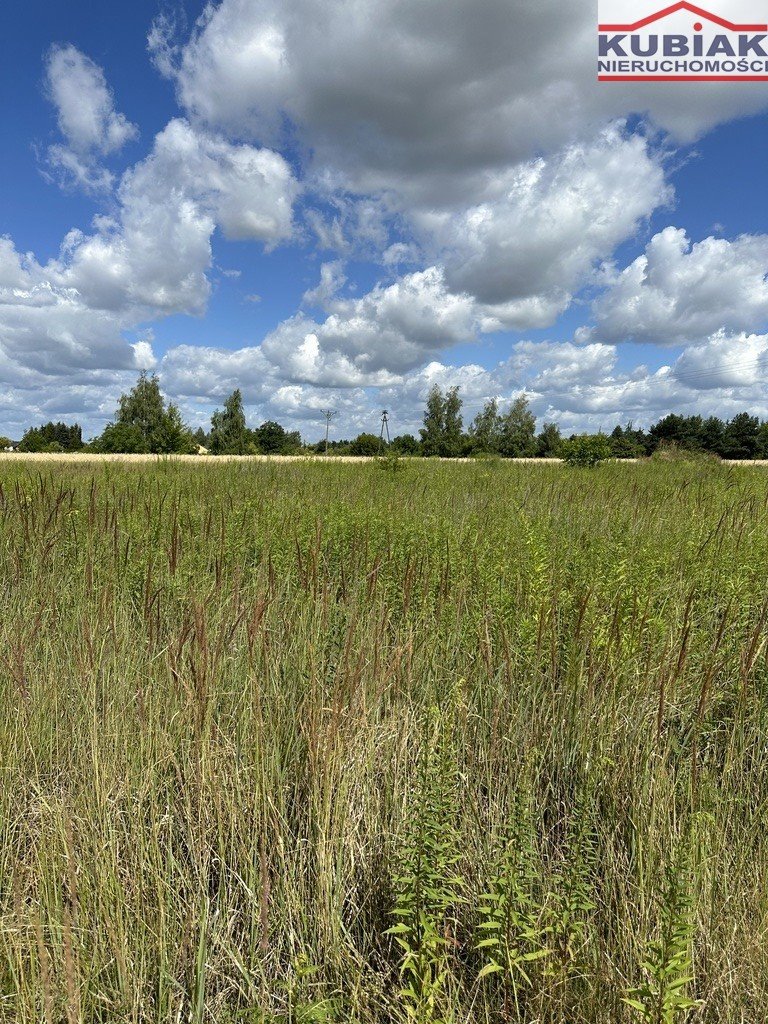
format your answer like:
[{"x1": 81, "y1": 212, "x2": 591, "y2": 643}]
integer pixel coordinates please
[
  {"x1": 152, "y1": 0, "x2": 768, "y2": 208},
  {"x1": 585, "y1": 227, "x2": 768, "y2": 345},
  {"x1": 418, "y1": 126, "x2": 670, "y2": 329},
  {"x1": 44, "y1": 44, "x2": 138, "y2": 191},
  {"x1": 262, "y1": 266, "x2": 478, "y2": 384},
  {"x1": 1, "y1": 112, "x2": 298, "y2": 394}
]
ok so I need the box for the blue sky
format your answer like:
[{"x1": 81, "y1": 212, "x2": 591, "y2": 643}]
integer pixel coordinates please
[{"x1": 1, "y1": 0, "x2": 768, "y2": 442}]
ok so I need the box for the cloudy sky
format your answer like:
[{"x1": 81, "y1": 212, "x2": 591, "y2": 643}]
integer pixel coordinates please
[{"x1": 2, "y1": 0, "x2": 768, "y2": 442}]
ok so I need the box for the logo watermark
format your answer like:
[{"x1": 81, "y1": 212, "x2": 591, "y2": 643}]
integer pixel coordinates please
[{"x1": 598, "y1": 0, "x2": 768, "y2": 80}]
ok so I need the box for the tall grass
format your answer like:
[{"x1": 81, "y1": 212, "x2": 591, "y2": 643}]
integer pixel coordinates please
[{"x1": 0, "y1": 459, "x2": 767, "y2": 1022}]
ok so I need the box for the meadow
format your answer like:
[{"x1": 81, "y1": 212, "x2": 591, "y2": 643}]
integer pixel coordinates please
[{"x1": 0, "y1": 457, "x2": 767, "y2": 1023}]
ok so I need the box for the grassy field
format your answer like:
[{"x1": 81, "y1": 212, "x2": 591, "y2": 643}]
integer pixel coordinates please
[{"x1": 1, "y1": 458, "x2": 767, "y2": 1023}]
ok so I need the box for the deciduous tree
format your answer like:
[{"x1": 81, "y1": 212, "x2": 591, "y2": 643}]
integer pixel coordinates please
[
  {"x1": 470, "y1": 399, "x2": 502, "y2": 454},
  {"x1": 443, "y1": 386, "x2": 464, "y2": 458},
  {"x1": 420, "y1": 385, "x2": 446, "y2": 457},
  {"x1": 536, "y1": 422, "x2": 563, "y2": 458},
  {"x1": 210, "y1": 389, "x2": 249, "y2": 454},
  {"x1": 499, "y1": 394, "x2": 536, "y2": 458}
]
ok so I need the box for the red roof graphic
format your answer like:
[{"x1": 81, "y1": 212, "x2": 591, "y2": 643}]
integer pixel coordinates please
[{"x1": 599, "y1": 1, "x2": 767, "y2": 32}]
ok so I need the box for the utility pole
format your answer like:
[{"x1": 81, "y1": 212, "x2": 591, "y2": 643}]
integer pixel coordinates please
[
  {"x1": 322, "y1": 409, "x2": 337, "y2": 454},
  {"x1": 379, "y1": 409, "x2": 390, "y2": 453}
]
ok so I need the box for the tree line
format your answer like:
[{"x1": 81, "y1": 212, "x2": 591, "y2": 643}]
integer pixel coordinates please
[
  {"x1": 4, "y1": 373, "x2": 768, "y2": 460},
  {"x1": 3, "y1": 374, "x2": 302, "y2": 456},
  {"x1": 406, "y1": 385, "x2": 768, "y2": 461}
]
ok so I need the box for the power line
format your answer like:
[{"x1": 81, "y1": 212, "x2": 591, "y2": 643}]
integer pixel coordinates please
[
  {"x1": 379, "y1": 410, "x2": 390, "y2": 452},
  {"x1": 669, "y1": 351, "x2": 768, "y2": 387},
  {"x1": 321, "y1": 409, "x2": 337, "y2": 454}
]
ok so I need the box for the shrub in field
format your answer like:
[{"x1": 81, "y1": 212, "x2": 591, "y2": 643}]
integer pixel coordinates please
[
  {"x1": 469, "y1": 451, "x2": 502, "y2": 463},
  {"x1": 562, "y1": 434, "x2": 612, "y2": 467},
  {"x1": 378, "y1": 450, "x2": 407, "y2": 473},
  {"x1": 651, "y1": 440, "x2": 720, "y2": 463}
]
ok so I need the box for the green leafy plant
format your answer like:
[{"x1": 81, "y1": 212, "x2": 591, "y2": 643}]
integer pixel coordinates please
[
  {"x1": 378, "y1": 450, "x2": 407, "y2": 474},
  {"x1": 280, "y1": 957, "x2": 340, "y2": 1024},
  {"x1": 624, "y1": 847, "x2": 700, "y2": 1024},
  {"x1": 237, "y1": 957, "x2": 340, "y2": 1024},
  {"x1": 388, "y1": 718, "x2": 464, "y2": 1024},
  {"x1": 476, "y1": 784, "x2": 551, "y2": 1019},
  {"x1": 562, "y1": 434, "x2": 612, "y2": 468},
  {"x1": 549, "y1": 790, "x2": 597, "y2": 970}
]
